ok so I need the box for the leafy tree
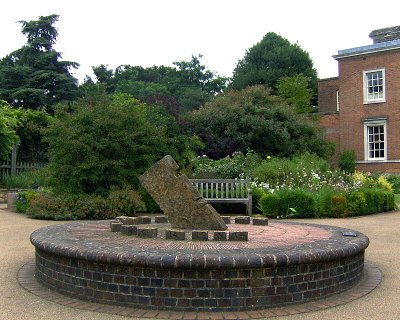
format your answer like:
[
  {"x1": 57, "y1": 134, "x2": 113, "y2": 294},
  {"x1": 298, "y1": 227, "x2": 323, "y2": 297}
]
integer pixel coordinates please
[
  {"x1": 14, "y1": 108, "x2": 51, "y2": 162},
  {"x1": 86, "y1": 55, "x2": 227, "y2": 112},
  {"x1": 277, "y1": 74, "x2": 313, "y2": 113},
  {"x1": 0, "y1": 101, "x2": 20, "y2": 160},
  {"x1": 230, "y1": 32, "x2": 318, "y2": 95},
  {"x1": 0, "y1": 14, "x2": 79, "y2": 111},
  {"x1": 187, "y1": 86, "x2": 332, "y2": 159},
  {"x1": 45, "y1": 89, "x2": 200, "y2": 195}
]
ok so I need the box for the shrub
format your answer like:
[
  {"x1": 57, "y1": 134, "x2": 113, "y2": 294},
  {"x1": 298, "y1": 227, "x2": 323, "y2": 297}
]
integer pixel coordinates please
[
  {"x1": 259, "y1": 193, "x2": 281, "y2": 218},
  {"x1": 384, "y1": 174, "x2": 400, "y2": 193},
  {"x1": 259, "y1": 189, "x2": 316, "y2": 218},
  {"x1": 190, "y1": 150, "x2": 260, "y2": 179},
  {"x1": 313, "y1": 187, "x2": 337, "y2": 218},
  {"x1": 361, "y1": 188, "x2": 395, "y2": 214},
  {"x1": 1, "y1": 169, "x2": 48, "y2": 189},
  {"x1": 331, "y1": 194, "x2": 350, "y2": 218},
  {"x1": 107, "y1": 187, "x2": 146, "y2": 216},
  {"x1": 347, "y1": 191, "x2": 367, "y2": 216},
  {"x1": 46, "y1": 91, "x2": 199, "y2": 195},
  {"x1": 339, "y1": 150, "x2": 356, "y2": 174},
  {"x1": 15, "y1": 190, "x2": 39, "y2": 213}
]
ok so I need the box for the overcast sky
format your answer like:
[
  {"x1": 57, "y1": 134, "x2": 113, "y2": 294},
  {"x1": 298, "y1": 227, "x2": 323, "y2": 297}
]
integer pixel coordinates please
[{"x1": 1, "y1": 0, "x2": 400, "y2": 83}]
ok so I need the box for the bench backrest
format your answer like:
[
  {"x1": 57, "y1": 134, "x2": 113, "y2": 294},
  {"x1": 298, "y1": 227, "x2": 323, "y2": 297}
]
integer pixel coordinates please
[{"x1": 190, "y1": 178, "x2": 251, "y2": 200}]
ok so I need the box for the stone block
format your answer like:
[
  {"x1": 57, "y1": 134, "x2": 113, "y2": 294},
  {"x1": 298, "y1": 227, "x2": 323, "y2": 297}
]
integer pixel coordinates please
[
  {"x1": 120, "y1": 225, "x2": 138, "y2": 236},
  {"x1": 137, "y1": 216, "x2": 152, "y2": 224},
  {"x1": 213, "y1": 231, "x2": 228, "y2": 241},
  {"x1": 221, "y1": 216, "x2": 231, "y2": 224},
  {"x1": 110, "y1": 222, "x2": 123, "y2": 232},
  {"x1": 116, "y1": 216, "x2": 138, "y2": 225},
  {"x1": 252, "y1": 218, "x2": 269, "y2": 226},
  {"x1": 192, "y1": 231, "x2": 208, "y2": 241},
  {"x1": 166, "y1": 229, "x2": 186, "y2": 240},
  {"x1": 235, "y1": 216, "x2": 251, "y2": 224},
  {"x1": 155, "y1": 215, "x2": 169, "y2": 223},
  {"x1": 229, "y1": 231, "x2": 248, "y2": 241},
  {"x1": 137, "y1": 227, "x2": 158, "y2": 238},
  {"x1": 139, "y1": 155, "x2": 227, "y2": 230}
]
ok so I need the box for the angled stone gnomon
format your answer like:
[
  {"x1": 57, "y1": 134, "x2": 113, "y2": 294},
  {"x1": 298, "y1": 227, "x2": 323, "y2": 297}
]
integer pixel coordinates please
[{"x1": 139, "y1": 155, "x2": 227, "y2": 230}]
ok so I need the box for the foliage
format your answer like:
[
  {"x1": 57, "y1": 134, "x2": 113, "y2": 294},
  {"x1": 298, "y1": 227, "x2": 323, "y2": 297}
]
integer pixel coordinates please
[
  {"x1": 107, "y1": 187, "x2": 146, "y2": 216},
  {"x1": 15, "y1": 189, "x2": 39, "y2": 213},
  {"x1": 384, "y1": 174, "x2": 400, "y2": 193},
  {"x1": 250, "y1": 153, "x2": 335, "y2": 191},
  {"x1": 0, "y1": 101, "x2": 20, "y2": 160},
  {"x1": 339, "y1": 150, "x2": 356, "y2": 174},
  {"x1": 189, "y1": 150, "x2": 260, "y2": 179},
  {"x1": 259, "y1": 188, "x2": 316, "y2": 219},
  {"x1": 45, "y1": 90, "x2": 199, "y2": 195},
  {"x1": 1, "y1": 169, "x2": 48, "y2": 189},
  {"x1": 0, "y1": 14, "x2": 79, "y2": 112},
  {"x1": 230, "y1": 32, "x2": 318, "y2": 96},
  {"x1": 277, "y1": 74, "x2": 313, "y2": 113},
  {"x1": 187, "y1": 86, "x2": 332, "y2": 159},
  {"x1": 331, "y1": 194, "x2": 350, "y2": 218},
  {"x1": 26, "y1": 192, "x2": 109, "y2": 220},
  {"x1": 86, "y1": 55, "x2": 227, "y2": 112}
]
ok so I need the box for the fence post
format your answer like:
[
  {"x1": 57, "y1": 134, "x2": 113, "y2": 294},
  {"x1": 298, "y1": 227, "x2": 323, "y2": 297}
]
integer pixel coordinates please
[{"x1": 11, "y1": 145, "x2": 17, "y2": 175}]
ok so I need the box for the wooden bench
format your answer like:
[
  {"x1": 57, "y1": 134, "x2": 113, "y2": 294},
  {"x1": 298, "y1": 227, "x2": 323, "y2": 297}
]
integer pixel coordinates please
[{"x1": 190, "y1": 178, "x2": 252, "y2": 215}]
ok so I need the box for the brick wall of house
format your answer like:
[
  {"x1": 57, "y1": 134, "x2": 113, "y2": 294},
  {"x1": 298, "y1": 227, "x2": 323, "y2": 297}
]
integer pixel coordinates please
[
  {"x1": 338, "y1": 49, "x2": 400, "y2": 172},
  {"x1": 318, "y1": 77, "x2": 339, "y2": 113},
  {"x1": 319, "y1": 114, "x2": 340, "y2": 167}
]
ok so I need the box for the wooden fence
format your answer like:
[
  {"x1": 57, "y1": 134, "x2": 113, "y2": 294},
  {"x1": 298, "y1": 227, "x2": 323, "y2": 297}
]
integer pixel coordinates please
[{"x1": 0, "y1": 146, "x2": 46, "y2": 176}]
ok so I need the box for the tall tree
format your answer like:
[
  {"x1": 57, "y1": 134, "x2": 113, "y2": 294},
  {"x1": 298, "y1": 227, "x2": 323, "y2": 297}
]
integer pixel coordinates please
[
  {"x1": 230, "y1": 32, "x2": 317, "y2": 96},
  {"x1": 0, "y1": 14, "x2": 79, "y2": 112},
  {"x1": 85, "y1": 55, "x2": 227, "y2": 112}
]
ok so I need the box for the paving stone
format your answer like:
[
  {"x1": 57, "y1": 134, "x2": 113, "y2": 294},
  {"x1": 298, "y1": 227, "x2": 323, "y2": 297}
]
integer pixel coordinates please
[
  {"x1": 213, "y1": 231, "x2": 228, "y2": 241},
  {"x1": 235, "y1": 216, "x2": 250, "y2": 224},
  {"x1": 192, "y1": 231, "x2": 209, "y2": 241},
  {"x1": 137, "y1": 227, "x2": 158, "y2": 238},
  {"x1": 155, "y1": 215, "x2": 169, "y2": 223},
  {"x1": 166, "y1": 229, "x2": 186, "y2": 240},
  {"x1": 229, "y1": 231, "x2": 249, "y2": 241},
  {"x1": 110, "y1": 222, "x2": 123, "y2": 232},
  {"x1": 120, "y1": 225, "x2": 138, "y2": 236},
  {"x1": 252, "y1": 218, "x2": 268, "y2": 226}
]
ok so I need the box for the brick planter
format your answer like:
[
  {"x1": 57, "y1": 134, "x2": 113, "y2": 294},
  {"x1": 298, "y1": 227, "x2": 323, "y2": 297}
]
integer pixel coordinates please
[{"x1": 31, "y1": 220, "x2": 369, "y2": 312}]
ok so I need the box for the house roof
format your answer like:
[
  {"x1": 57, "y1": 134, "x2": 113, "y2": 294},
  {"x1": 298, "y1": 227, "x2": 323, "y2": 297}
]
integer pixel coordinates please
[{"x1": 333, "y1": 38, "x2": 400, "y2": 60}]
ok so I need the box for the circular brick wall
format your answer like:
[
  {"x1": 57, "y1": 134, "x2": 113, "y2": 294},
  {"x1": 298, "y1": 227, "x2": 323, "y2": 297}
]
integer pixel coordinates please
[{"x1": 31, "y1": 220, "x2": 369, "y2": 311}]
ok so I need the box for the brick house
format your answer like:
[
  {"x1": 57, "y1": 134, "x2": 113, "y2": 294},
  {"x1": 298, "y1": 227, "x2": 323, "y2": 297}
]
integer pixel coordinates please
[{"x1": 319, "y1": 26, "x2": 400, "y2": 173}]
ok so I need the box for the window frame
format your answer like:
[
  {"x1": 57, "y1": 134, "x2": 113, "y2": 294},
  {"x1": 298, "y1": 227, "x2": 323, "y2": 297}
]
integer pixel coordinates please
[
  {"x1": 363, "y1": 68, "x2": 386, "y2": 104},
  {"x1": 364, "y1": 119, "x2": 387, "y2": 161}
]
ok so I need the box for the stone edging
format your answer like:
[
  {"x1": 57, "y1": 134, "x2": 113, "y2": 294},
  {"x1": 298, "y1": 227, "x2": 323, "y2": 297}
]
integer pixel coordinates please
[{"x1": 18, "y1": 260, "x2": 382, "y2": 319}]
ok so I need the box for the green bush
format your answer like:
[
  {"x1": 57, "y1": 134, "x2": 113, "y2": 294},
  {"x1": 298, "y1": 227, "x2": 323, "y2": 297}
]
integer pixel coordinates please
[
  {"x1": 259, "y1": 193, "x2": 281, "y2": 218},
  {"x1": 46, "y1": 90, "x2": 199, "y2": 196},
  {"x1": 1, "y1": 169, "x2": 48, "y2": 189},
  {"x1": 361, "y1": 188, "x2": 395, "y2": 214},
  {"x1": 259, "y1": 189, "x2": 316, "y2": 218},
  {"x1": 26, "y1": 193, "x2": 108, "y2": 220},
  {"x1": 384, "y1": 174, "x2": 400, "y2": 193},
  {"x1": 331, "y1": 194, "x2": 350, "y2": 218},
  {"x1": 347, "y1": 191, "x2": 367, "y2": 216},
  {"x1": 339, "y1": 150, "x2": 356, "y2": 174},
  {"x1": 312, "y1": 187, "x2": 337, "y2": 217},
  {"x1": 107, "y1": 187, "x2": 146, "y2": 216},
  {"x1": 15, "y1": 190, "x2": 39, "y2": 213}
]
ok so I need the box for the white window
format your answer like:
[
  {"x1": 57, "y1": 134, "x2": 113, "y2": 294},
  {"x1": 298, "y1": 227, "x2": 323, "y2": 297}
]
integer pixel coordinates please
[
  {"x1": 336, "y1": 90, "x2": 340, "y2": 111},
  {"x1": 364, "y1": 120, "x2": 387, "y2": 161},
  {"x1": 363, "y1": 69, "x2": 385, "y2": 104}
]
